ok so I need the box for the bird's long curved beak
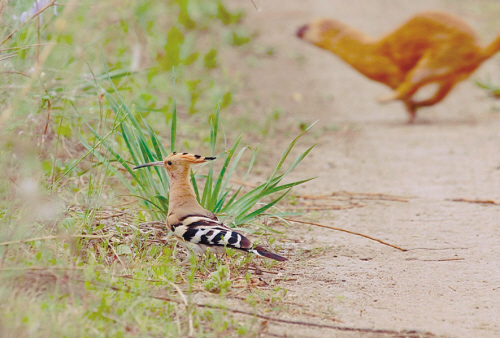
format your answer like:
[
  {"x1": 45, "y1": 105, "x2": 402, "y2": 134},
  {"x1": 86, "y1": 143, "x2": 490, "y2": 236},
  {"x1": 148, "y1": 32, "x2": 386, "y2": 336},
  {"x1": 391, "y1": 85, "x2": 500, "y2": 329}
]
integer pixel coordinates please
[{"x1": 133, "y1": 161, "x2": 164, "y2": 170}]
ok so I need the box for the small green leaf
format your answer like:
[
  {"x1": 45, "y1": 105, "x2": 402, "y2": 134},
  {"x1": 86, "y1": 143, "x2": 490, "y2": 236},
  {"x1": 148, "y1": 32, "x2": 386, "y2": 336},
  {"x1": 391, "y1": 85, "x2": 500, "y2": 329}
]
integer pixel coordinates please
[
  {"x1": 183, "y1": 52, "x2": 199, "y2": 66},
  {"x1": 204, "y1": 49, "x2": 218, "y2": 69},
  {"x1": 163, "y1": 26, "x2": 184, "y2": 70},
  {"x1": 216, "y1": 2, "x2": 242, "y2": 25},
  {"x1": 221, "y1": 92, "x2": 232, "y2": 109},
  {"x1": 230, "y1": 32, "x2": 250, "y2": 46}
]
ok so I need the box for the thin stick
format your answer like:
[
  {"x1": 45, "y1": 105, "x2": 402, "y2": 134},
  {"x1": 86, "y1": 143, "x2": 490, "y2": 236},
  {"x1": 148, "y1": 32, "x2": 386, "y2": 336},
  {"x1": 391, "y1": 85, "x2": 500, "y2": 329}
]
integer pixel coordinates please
[
  {"x1": 1, "y1": 270, "x2": 425, "y2": 336},
  {"x1": 286, "y1": 205, "x2": 363, "y2": 211},
  {"x1": 106, "y1": 237, "x2": 128, "y2": 272},
  {"x1": 42, "y1": 98, "x2": 51, "y2": 144},
  {"x1": 405, "y1": 247, "x2": 468, "y2": 251},
  {"x1": 171, "y1": 298, "x2": 433, "y2": 336},
  {"x1": 0, "y1": 53, "x2": 18, "y2": 61},
  {"x1": 37, "y1": 4, "x2": 41, "y2": 68},
  {"x1": 168, "y1": 281, "x2": 194, "y2": 337},
  {"x1": 173, "y1": 303, "x2": 182, "y2": 337},
  {"x1": 299, "y1": 191, "x2": 410, "y2": 203},
  {"x1": 250, "y1": 0, "x2": 259, "y2": 11},
  {"x1": 95, "y1": 212, "x2": 125, "y2": 220},
  {"x1": 0, "y1": 234, "x2": 113, "y2": 247},
  {"x1": 190, "y1": 302, "x2": 412, "y2": 335},
  {"x1": 137, "y1": 221, "x2": 165, "y2": 227},
  {"x1": 333, "y1": 191, "x2": 412, "y2": 198},
  {"x1": 1, "y1": 0, "x2": 57, "y2": 45},
  {"x1": 0, "y1": 244, "x2": 8, "y2": 268},
  {"x1": 1, "y1": 71, "x2": 31, "y2": 78},
  {"x1": 264, "y1": 332, "x2": 287, "y2": 338},
  {"x1": 94, "y1": 281, "x2": 435, "y2": 336},
  {"x1": 281, "y1": 218, "x2": 407, "y2": 252},
  {"x1": 246, "y1": 266, "x2": 279, "y2": 274},
  {"x1": 448, "y1": 198, "x2": 500, "y2": 206},
  {"x1": 0, "y1": 43, "x2": 54, "y2": 52},
  {"x1": 419, "y1": 258, "x2": 465, "y2": 262},
  {"x1": 0, "y1": 266, "x2": 87, "y2": 271},
  {"x1": 113, "y1": 200, "x2": 137, "y2": 207}
]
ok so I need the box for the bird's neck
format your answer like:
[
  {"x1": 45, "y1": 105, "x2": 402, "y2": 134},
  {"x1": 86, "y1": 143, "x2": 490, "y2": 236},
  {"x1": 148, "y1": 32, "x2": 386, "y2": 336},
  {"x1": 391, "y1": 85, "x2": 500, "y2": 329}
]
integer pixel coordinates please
[{"x1": 168, "y1": 171, "x2": 203, "y2": 214}]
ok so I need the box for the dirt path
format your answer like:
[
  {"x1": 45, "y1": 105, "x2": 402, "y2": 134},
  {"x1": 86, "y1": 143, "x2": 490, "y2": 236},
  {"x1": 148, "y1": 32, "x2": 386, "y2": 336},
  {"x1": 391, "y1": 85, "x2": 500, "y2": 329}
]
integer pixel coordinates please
[{"x1": 225, "y1": 0, "x2": 500, "y2": 337}]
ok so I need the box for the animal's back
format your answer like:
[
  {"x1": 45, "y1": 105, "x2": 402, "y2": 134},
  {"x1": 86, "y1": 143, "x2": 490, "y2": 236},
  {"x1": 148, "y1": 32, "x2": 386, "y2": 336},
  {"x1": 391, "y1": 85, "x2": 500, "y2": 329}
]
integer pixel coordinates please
[{"x1": 377, "y1": 11, "x2": 481, "y2": 73}]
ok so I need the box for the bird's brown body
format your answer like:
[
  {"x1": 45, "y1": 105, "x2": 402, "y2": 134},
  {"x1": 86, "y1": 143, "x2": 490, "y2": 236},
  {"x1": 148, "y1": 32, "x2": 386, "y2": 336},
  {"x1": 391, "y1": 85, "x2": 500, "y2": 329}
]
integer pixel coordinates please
[{"x1": 297, "y1": 11, "x2": 500, "y2": 123}]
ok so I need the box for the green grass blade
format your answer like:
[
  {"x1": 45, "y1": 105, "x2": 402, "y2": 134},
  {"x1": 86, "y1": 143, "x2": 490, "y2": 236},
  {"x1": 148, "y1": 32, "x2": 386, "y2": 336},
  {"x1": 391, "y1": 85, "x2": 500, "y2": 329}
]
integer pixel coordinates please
[
  {"x1": 264, "y1": 121, "x2": 317, "y2": 187},
  {"x1": 212, "y1": 135, "x2": 242, "y2": 203},
  {"x1": 217, "y1": 145, "x2": 249, "y2": 204},
  {"x1": 54, "y1": 103, "x2": 129, "y2": 185},
  {"x1": 78, "y1": 136, "x2": 133, "y2": 192},
  {"x1": 281, "y1": 144, "x2": 316, "y2": 177},
  {"x1": 221, "y1": 175, "x2": 284, "y2": 214},
  {"x1": 243, "y1": 145, "x2": 258, "y2": 182},
  {"x1": 170, "y1": 102, "x2": 177, "y2": 153},
  {"x1": 216, "y1": 186, "x2": 242, "y2": 214},
  {"x1": 213, "y1": 188, "x2": 230, "y2": 213},
  {"x1": 201, "y1": 170, "x2": 213, "y2": 209},
  {"x1": 120, "y1": 122, "x2": 142, "y2": 164},
  {"x1": 191, "y1": 170, "x2": 201, "y2": 202},
  {"x1": 235, "y1": 189, "x2": 293, "y2": 225},
  {"x1": 209, "y1": 105, "x2": 220, "y2": 156}
]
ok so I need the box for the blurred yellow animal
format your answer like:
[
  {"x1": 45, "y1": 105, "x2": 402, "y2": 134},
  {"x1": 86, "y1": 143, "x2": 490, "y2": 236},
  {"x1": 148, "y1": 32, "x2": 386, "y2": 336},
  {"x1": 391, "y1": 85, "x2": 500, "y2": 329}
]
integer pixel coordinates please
[{"x1": 297, "y1": 11, "x2": 500, "y2": 123}]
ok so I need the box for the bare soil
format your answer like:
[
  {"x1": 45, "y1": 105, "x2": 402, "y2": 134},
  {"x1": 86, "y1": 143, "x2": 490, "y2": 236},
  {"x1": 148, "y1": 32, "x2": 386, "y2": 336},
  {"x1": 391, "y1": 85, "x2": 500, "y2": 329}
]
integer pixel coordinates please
[{"x1": 226, "y1": 0, "x2": 500, "y2": 337}]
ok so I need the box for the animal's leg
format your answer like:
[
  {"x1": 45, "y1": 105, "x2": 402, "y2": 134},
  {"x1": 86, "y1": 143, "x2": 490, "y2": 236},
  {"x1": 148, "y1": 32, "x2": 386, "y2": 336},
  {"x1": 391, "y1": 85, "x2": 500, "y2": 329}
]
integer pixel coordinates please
[
  {"x1": 411, "y1": 82, "x2": 455, "y2": 109},
  {"x1": 178, "y1": 250, "x2": 197, "y2": 266},
  {"x1": 403, "y1": 82, "x2": 454, "y2": 123},
  {"x1": 377, "y1": 66, "x2": 434, "y2": 103},
  {"x1": 403, "y1": 100, "x2": 417, "y2": 124},
  {"x1": 377, "y1": 49, "x2": 456, "y2": 104},
  {"x1": 176, "y1": 240, "x2": 199, "y2": 266}
]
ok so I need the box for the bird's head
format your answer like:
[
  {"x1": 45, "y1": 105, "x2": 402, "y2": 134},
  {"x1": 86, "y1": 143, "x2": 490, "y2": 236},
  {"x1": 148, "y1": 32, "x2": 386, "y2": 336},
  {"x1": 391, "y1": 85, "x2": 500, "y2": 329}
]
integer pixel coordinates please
[{"x1": 133, "y1": 152, "x2": 216, "y2": 180}]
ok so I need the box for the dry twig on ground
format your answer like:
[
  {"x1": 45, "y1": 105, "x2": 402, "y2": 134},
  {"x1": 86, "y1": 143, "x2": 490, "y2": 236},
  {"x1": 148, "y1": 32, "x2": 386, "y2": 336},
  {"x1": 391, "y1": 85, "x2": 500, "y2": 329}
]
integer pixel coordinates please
[
  {"x1": 448, "y1": 198, "x2": 500, "y2": 206},
  {"x1": 281, "y1": 218, "x2": 407, "y2": 252}
]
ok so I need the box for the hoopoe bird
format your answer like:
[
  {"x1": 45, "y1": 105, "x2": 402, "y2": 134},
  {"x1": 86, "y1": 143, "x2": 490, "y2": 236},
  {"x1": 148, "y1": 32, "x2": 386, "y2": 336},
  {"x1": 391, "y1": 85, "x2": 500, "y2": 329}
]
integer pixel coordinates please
[
  {"x1": 297, "y1": 11, "x2": 500, "y2": 123},
  {"x1": 134, "y1": 152, "x2": 287, "y2": 261}
]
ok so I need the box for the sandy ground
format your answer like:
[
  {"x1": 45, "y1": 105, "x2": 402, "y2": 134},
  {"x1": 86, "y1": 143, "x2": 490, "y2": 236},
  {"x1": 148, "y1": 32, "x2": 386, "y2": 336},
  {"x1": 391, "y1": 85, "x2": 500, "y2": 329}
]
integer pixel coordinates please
[{"x1": 225, "y1": 0, "x2": 500, "y2": 337}]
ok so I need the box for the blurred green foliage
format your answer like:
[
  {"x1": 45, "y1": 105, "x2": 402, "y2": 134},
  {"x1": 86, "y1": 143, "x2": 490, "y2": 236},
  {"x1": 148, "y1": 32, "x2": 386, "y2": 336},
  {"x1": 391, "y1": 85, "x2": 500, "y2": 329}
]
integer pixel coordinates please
[
  {"x1": 0, "y1": 0, "x2": 249, "y2": 202},
  {"x1": 1, "y1": 0, "x2": 246, "y2": 142}
]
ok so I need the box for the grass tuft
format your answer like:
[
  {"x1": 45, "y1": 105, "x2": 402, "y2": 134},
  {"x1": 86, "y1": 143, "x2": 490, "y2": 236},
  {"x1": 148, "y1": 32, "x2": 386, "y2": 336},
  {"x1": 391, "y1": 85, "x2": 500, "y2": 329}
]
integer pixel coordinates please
[{"x1": 81, "y1": 69, "x2": 315, "y2": 227}]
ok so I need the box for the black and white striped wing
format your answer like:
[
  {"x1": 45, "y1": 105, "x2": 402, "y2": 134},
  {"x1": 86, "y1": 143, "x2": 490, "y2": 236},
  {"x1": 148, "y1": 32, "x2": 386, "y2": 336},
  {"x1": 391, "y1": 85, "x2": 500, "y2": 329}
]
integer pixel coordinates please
[{"x1": 170, "y1": 215, "x2": 286, "y2": 261}]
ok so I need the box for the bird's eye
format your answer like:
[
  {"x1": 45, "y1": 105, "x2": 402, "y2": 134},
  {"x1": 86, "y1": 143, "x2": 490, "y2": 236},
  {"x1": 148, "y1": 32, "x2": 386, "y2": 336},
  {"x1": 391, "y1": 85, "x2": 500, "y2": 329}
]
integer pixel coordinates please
[{"x1": 167, "y1": 161, "x2": 172, "y2": 165}]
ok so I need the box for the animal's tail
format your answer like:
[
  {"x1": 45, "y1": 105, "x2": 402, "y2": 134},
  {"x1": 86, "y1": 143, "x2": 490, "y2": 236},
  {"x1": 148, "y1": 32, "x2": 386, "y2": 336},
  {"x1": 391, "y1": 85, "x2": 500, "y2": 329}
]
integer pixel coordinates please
[
  {"x1": 249, "y1": 246, "x2": 287, "y2": 261},
  {"x1": 483, "y1": 34, "x2": 500, "y2": 60}
]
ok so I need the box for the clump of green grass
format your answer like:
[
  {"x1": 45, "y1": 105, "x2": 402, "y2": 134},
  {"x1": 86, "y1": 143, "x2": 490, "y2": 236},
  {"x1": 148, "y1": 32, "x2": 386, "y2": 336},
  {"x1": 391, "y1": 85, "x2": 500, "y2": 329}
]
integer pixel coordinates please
[{"x1": 81, "y1": 63, "x2": 315, "y2": 229}]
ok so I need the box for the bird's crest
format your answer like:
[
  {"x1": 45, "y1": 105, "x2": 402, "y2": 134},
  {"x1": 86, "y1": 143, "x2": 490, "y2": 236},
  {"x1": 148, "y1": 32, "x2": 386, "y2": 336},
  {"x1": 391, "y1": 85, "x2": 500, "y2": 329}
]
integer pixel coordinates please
[
  {"x1": 133, "y1": 152, "x2": 215, "y2": 170},
  {"x1": 166, "y1": 152, "x2": 216, "y2": 164}
]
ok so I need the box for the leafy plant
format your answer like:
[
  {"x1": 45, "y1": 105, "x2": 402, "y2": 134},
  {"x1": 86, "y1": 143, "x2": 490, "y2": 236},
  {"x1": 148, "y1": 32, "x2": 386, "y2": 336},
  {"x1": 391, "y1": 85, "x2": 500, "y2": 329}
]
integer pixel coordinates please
[{"x1": 82, "y1": 74, "x2": 314, "y2": 227}]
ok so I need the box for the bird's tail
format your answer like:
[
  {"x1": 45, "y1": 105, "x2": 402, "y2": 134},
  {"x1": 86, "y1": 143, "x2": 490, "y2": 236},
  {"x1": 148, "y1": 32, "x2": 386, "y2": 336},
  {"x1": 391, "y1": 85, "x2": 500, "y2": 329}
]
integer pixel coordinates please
[{"x1": 249, "y1": 246, "x2": 287, "y2": 261}]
